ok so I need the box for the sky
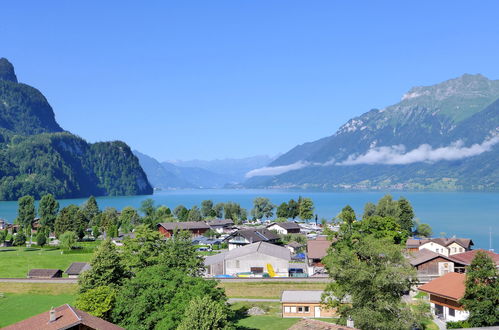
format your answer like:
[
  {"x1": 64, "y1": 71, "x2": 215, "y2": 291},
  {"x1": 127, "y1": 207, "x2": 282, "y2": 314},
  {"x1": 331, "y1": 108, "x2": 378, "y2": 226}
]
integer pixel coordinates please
[{"x1": 2, "y1": 1, "x2": 499, "y2": 161}]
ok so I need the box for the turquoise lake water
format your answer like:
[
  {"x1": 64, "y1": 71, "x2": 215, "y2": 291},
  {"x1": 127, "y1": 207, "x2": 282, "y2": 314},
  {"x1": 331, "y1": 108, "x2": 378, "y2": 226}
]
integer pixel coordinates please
[{"x1": 0, "y1": 190, "x2": 497, "y2": 250}]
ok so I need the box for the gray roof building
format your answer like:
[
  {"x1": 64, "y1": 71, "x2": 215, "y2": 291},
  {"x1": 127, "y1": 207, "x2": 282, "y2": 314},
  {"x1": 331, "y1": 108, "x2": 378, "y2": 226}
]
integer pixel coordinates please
[{"x1": 65, "y1": 262, "x2": 91, "y2": 276}]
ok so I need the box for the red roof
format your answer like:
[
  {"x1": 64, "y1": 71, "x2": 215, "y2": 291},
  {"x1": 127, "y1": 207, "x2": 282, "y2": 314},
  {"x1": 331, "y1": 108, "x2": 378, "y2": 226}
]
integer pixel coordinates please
[
  {"x1": 418, "y1": 272, "x2": 465, "y2": 301},
  {"x1": 3, "y1": 304, "x2": 123, "y2": 330},
  {"x1": 451, "y1": 249, "x2": 499, "y2": 266},
  {"x1": 307, "y1": 238, "x2": 332, "y2": 259}
]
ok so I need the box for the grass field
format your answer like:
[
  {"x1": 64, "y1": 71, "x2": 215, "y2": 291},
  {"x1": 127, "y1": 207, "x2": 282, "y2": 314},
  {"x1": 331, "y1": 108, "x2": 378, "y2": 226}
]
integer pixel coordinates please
[
  {"x1": 220, "y1": 281, "x2": 328, "y2": 299},
  {"x1": 0, "y1": 283, "x2": 78, "y2": 327},
  {"x1": 0, "y1": 243, "x2": 98, "y2": 278}
]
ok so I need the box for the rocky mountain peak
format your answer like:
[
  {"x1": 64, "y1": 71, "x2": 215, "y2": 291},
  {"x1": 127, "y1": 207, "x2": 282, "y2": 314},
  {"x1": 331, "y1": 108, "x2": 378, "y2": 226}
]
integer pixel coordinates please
[{"x1": 0, "y1": 58, "x2": 18, "y2": 83}]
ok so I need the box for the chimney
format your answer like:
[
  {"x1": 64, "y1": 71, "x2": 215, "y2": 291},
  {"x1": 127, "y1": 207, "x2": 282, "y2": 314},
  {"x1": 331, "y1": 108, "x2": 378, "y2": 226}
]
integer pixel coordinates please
[
  {"x1": 49, "y1": 307, "x2": 56, "y2": 322},
  {"x1": 347, "y1": 317, "x2": 354, "y2": 328}
]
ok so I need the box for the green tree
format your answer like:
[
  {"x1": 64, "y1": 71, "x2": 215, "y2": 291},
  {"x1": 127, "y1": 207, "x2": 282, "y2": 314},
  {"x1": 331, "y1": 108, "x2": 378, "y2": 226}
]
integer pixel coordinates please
[
  {"x1": 362, "y1": 202, "x2": 376, "y2": 219},
  {"x1": 158, "y1": 230, "x2": 205, "y2": 277},
  {"x1": 139, "y1": 198, "x2": 156, "y2": 217},
  {"x1": 79, "y1": 239, "x2": 129, "y2": 293},
  {"x1": 92, "y1": 226, "x2": 101, "y2": 239},
  {"x1": 251, "y1": 197, "x2": 274, "y2": 220},
  {"x1": 187, "y1": 206, "x2": 203, "y2": 221},
  {"x1": 60, "y1": 231, "x2": 77, "y2": 250},
  {"x1": 460, "y1": 251, "x2": 499, "y2": 326},
  {"x1": 201, "y1": 200, "x2": 214, "y2": 218},
  {"x1": 213, "y1": 203, "x2": 224, "y2": 219},
  {"x1": 375, "y1": 194, "x2": 400, "y2": 219},
  {"x1": 0, "y1": 230, "x2": 6, "y2": 244},
  {"x1": 287, "y1": 199, "x2": 299, "y2": 219},
  {"x1": 155, "y1": 206, "x2": 171, "y2": 221},
  {"x1": 122, "y1": 225, "x2": 167, "y2": 272},
  {"x1": 323, "y1": 235, "x2": 417, "y2": 330},
  {"x1": 415, "y1": 223, "x2": 433, "y2": 238},
  {"x1": 397, "y1": 197, "x2": 415, "y2": 233},
  {"x1": 36, "y1": 231, "x2": 47, "y2": 247},
  {"x1": 112, "y1": 267, "x2": 227, "y2": 330},
  {"x1": 100, "y1": 207, "x2": 119, "y2": 233},
  {"x1": 298, "y1": 197, "x2": 314, "y2": 221},
  {"x1": 174, "y1": 205, "x2": 189, "y2": 221},
  {"x1": 17, "y1": 195, "x2": 35, "y2": 235},
  {"x1": 177, "y1": 295, "x2": 232, "y2": 330},
  {"x1": 54, "y1": 205, "x2": 80, "y2": 238},
  {"x1": 13, "y1": 233, "x2": 26, "y2": 246},
  {"x1": 75, "y1": 285, "x2": 116, "y2": 321},
  {"x1": 81, "y1": 196, "x2": 100, "y2": 226},
  {"x1": 338, "y1": 205, "x2": 356, "y2": 224},
  {"x1": 276, "y1": 202, "x2": 289, "y2": 218},
  {"x1": 119, "y1": 206, "x2": 140, "y2": 233},
  {"x1": 39, "y1": 194, "x2": 59, "y2": 233}
]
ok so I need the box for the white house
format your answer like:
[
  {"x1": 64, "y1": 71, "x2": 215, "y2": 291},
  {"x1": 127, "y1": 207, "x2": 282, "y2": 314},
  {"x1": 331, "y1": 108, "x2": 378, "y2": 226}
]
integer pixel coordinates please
[
  {"x1": 406, "y1": 238, "x2": 473, "y2": 257},
  {"x1": 204, "y1": 241, "x2": 291, "y2": 277},
  {"x1": 266, "y1": 222, "x2": 301, "y2": 235},
  {"x1": 206, "y1": 219, "x2": 235, "y2": 234},
  {"x1": 418, "y1": 272, "x2": 469, "y2": 322}
]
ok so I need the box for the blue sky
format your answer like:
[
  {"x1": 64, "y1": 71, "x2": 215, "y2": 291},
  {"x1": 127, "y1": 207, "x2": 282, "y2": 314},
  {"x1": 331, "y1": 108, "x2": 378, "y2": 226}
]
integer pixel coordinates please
[{"x1": 2, "y1": 1, "x2": 499, "y2": 161}]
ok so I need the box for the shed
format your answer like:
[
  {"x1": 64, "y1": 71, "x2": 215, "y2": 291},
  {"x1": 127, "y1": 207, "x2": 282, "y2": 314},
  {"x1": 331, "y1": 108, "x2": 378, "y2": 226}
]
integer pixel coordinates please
[
  {"x1": 281, "y1": 290, "x2": 337, "y2": 318},
  {"x1": 65, "y1": 262, "x2": 91, "y2": 278},
  {"x1": 27, "y1": 268, "x2": 63, "y2": 279}
]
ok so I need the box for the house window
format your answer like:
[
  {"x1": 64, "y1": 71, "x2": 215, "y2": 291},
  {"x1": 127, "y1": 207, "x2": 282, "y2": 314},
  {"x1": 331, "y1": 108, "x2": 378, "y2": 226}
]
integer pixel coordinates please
[
  {"x1": 448, "y1": 308, "x2": 455, "y2": 317},
  {"x1": 235, "y1": 260, "x2": 240, "y2": 268},
  {"x1": 290, "y1": 307, "x2": 296, "y2": 313},
  {"x1": 298, "y1": 307, "x2": 303, "y2": 313},
  {"x1": 304, "y1": 306, "x2": 310, "y2": 313},
  {"x1": 460, "y1": 248, "x2": 464, "y2": 252},
  {"x1": 284, "y1": 307, "x2": 290, "y2": 313}
]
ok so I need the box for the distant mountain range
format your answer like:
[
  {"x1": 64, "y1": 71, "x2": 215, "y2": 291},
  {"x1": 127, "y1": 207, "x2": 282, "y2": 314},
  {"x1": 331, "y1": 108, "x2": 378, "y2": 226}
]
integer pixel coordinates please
[
  {"x1": 0, "y1": 58, "x2": 153, "y2": 200},
  {"x1": 134, "y1": 151, "x2": 272, "y2": 189},
  {"x1": 244, "y1": 74, "x2": 499, "y2": 191}
]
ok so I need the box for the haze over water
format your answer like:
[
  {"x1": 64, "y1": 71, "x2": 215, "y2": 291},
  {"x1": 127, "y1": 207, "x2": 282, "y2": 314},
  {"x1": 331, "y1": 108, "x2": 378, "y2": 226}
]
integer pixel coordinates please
[{"x1": 0, "y1": 190, "x2": 497, "y2": 250}]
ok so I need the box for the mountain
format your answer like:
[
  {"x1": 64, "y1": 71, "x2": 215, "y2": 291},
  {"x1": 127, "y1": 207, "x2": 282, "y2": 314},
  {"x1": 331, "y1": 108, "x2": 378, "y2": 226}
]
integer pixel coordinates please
[
  {"x1": 245, "y1": 74, "x2": 499, "y2": 191},
  {"x1": 0, "y1": 58, "x2": 153, "y2": 200},
  {"x1": 171, "y1": 155, "x2": 273, "y2": 183}
]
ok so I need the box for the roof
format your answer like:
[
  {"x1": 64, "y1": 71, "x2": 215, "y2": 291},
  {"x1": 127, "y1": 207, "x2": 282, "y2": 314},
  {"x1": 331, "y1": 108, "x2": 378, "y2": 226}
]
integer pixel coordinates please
[
  {"x1": 307, "y1": 238, "x2": 332, "y2": 259},
  {"x1": 204, "y1": 241, "x2": 291, "y2": 266},
  {"x1": 408, "y1": 248, "x2": 461, "y2": 266},
  {"x1": 451, "y1": 249, "x2": 499, "y2": 266},
  {"x1": 28, "y1": 269, "x2": 62, "y2": 277},
  {"x1": 406, "y1": 238, "x2": 474, "y2": 249},
  {"x1": 65, "y1": 262, "x2": 91, "y2": 275},
  {"x1": 3, "y1": 304, "x2": 124, "y2": 330},
  {"x1": 286, "y1": 241, "x2": 303, "y2": 248},
  {"x1": 207, "y1": 219, "x2": 234, "y2": 227},
  {"x1": 281, "y1": 290, "x2": 324, "y2": 303},
  {"x1": 158, "y1": 221, "x2": 210, "y2": 231},
  {"x1": 229, "y1": 228, "x2": 280, "y2": 243},
  {"x1": 418, "y1": 272, "x2": 466, "y2": 300},
  {"x1": 288, "y1": 319, "x2": 358, "y2": 330},
  {"x1": 267, "y1": 222, "x2": 301, "y2": 230}
]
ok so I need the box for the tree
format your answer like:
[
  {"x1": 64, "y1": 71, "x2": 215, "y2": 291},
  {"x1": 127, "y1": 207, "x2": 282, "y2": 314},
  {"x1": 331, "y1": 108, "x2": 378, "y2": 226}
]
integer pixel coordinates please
[
  {"x1": 201, "y1": 200, "x2": 214, "y2": 218},
  {"x1": 187, "y1": 206, "x2": 203, "y2": 221},
  {"x1": 99, "y1": 208, "x2": 119, "y2": 233},
  {"x1": 13, "y1": 233, "x2": 26, "y2": 246},
  {"x1": 17, "y1": 195, "x2": 35, "y2": 234},
  {"x1": 298, "y1": 197, "x2": 314, "y2": 221},
  {"x1": 139, "y1": 198, "x2": 156, "y2": 217},
  {"x1": 119, "y1": 206, "x2": 140, "y2": 233},
  {"x1": 177, "y1": 295, "x2": 232, "y2": 330},
  {"x1": 375, "y1": 194, "x2": 400, "y2": 219},
  {"x1": 0, "y1": 230, "x2": 6, "y2": 244},
  {"x1": 287, "y1": 199, "x2": 299, "y2": 219},
  {"x1": 338, "y1": 205, "x2": 356, "y2": 224},
  {"x1": 251, "y1": 197, "x2": 274, "y2": 220},
  {"x1": 159, "y1": 230, "x2": 205, "y2": 277},
  {"x1": 79, "y1": 239, "x2": 129, "y2": 293},
  {"x1": 36, "y1": 232, "x2": 47, "y2": 247},
  {"x1": 360, "y1": 216, "x2": 408, "y2": 244},
  {"x1": 397, "y1": 197, "x2": 415, "y2": 233},
  {"x1": 362, "y1": 202, "x2": 376, "y2": 219},
  {"x1": 276, "y1": 202, "x2": 289, "y2": 218},
  {"x1": 460, "y1": 251, "x2": 499, "y2": 326},
  {"x1": 155, "y1": 206, "x2": 171, "y2": 221},
  {"x1": 60, "y1": 231, "x2": 77, "y2": 250},
  {"x1": 81, "y1": 196, "x2": 100, "y2": 226},
  {"x1": 75, "y1": 285, "x2": 116, "y2": 321},
  {"x1": 121, "y1": 225, "x2": 167, "y2": 272},
  {"x1": 174, "y1": 205, "x2": 189, "y2": 221},
  {"x1": 55, "y1": 205, "x2": 80, "y2": 238},
  {"x1": 112, "y1": 267, "x2": 228, "y2": 330},
  {"x1": 415, "y1": 223, "x2": 432, "y2": 238},
  {"x1": 213, "y1": 203, "x2": 224, "y2": 219},
  {"x1": 92, "y1": 226, "x2": 101, "y2": 239},
  {"x1": 323, "y1": 235, "x2": 417, "y2": 329},
  {"x1": 39, "y1": 194, "x2": 59, "y2": 233}
]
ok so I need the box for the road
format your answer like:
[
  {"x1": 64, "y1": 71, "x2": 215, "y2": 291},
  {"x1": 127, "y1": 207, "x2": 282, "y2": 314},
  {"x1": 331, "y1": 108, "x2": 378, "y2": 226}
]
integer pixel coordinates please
[
  {"x1": 228, "y1": 298, "x2": 280, "y2": 303},
  {"x1": 0, "y1": 278, "x2": 77, "y2": 284}
]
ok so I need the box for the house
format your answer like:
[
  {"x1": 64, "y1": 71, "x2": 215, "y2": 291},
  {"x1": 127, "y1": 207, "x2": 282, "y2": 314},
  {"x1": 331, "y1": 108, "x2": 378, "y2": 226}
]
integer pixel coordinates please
[
  {"x1": 406, "y1": 238, "x2": 473, "y2": 256},
  {"x1": 285, "y1": 241, "x2": 304, "y2": 254},
  {"x1": 267, "y1": 222, "x2": 301, "y2": 235},
  {"x1": 3, "y1": 304, "x2": 124, "y2": 330},
  {"x1": 204, "y1": 241, "x2": 291, "y2": 277},
  {"x1": 111, "y1": 232, "x2": 136, "y2": 246},
  {"x1": 192, "y1": 236, "x2": 223, "y2": 247},
  {"x1": 281, "y1": 290, "x2": 337, "y2": 318},
  {"x1": 408, "y1": 249, "x2": 466, "y2": 283},
  {"x1": 157, "y1": 221, "x2": 210, "y2": 238},
  {"x1": 226, "y1": 228, "x2": 280, "y2": 250},
  {"x1": 207, "y1": 219, "x2": 235, "y2": 234},
  {"x1": 65, "y1": 262, "x2": 91, "y2": 278},
  {"x1": 451, "y1": 249, "x2": 499, "y2": 268},
  {"x1": 418, "y1": 272, "x2": 469, "y2": 322},
  {"x1": 307, "y1": 236, "x2": 332, "y2": 267},
  {"x1": 288, "y1": 319, "x2": 358, "y2": 330},
  {"x1": 27, "y1": 269, "x2": 63, "y2": 279}
]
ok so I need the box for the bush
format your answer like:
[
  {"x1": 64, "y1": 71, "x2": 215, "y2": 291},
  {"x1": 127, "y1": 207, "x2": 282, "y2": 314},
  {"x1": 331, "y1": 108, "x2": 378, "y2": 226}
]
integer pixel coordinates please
[
  {"x1": 60, "y1": 231, "x2": 77, "y2": 250},
  {"x1": 447, "y1": 320, "x2": 471, "y2": 329},
  {"x1": 36, "y1": 232, "x2": 47, "y2": 247},
  {"x1": 13, "y1": 233, "x2": 26, "y2": 246}
]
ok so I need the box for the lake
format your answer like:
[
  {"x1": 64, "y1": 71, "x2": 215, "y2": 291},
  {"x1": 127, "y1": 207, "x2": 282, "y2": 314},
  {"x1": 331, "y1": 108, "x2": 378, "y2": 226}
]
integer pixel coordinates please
[{"x1": 0, "y1": 190, "x2": 497, "y2": 250}]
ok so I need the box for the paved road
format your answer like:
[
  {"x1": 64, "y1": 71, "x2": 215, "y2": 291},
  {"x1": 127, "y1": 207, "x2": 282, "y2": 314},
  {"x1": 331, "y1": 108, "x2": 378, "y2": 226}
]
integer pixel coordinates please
[
  {"x1": 0, "y1": 278, "x2": 77, "y2": 284},
  {"x1": 228, "y1": 298, "x2": 280, "y2": 303},
  {"x1": 214, "y1": 277, "x2": 330, "y2": 283}
]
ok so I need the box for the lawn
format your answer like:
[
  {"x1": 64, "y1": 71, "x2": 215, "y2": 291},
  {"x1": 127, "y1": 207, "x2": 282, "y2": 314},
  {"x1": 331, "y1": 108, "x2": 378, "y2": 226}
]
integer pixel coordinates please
[
  {"x1": 220, "y1": 281, "x2": 328, "y2": 299},
  {"x1": 0, "y1": 283, "x2": 77, "y2": 327},
  {"x1": 0, "y1": 242, "x2": 98, "y2": 278}
]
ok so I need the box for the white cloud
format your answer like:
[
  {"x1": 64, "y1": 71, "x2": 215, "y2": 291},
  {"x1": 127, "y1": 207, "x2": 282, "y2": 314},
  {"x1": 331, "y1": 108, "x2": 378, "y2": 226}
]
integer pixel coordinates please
[
  {"x1": 245, "y1": 161, "x2": 309, "y2": 178},
  {"x1": 339, "y1": 135, "x2": 499, "y2": 166}
]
